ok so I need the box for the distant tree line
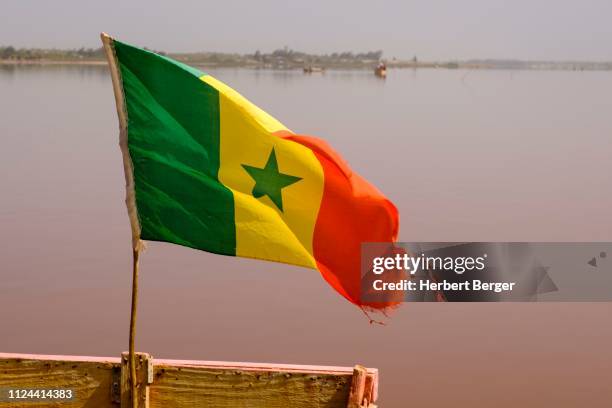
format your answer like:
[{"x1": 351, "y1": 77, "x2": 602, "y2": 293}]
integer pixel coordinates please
[
  {"x1": 265, "y1": 47, "x2": 382, "y2": 61},
  {"x1": 0, "y1": 44, "x2": 388, "y2": 69}
]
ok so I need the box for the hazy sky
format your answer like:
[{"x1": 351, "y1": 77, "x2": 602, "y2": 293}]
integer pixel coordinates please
[{"x1": 2, "y1": 0, "x2": 611, "y2": 60}]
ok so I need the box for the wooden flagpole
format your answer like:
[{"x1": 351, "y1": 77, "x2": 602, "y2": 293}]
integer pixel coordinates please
[
  {"x1": 100, "y1": 32, "x2": 143, "y2": 408},
  {"x1": 128, "y1": 249, "x2": 140, "y2": 408}
]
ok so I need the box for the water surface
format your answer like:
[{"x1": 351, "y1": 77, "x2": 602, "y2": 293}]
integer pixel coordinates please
[{"x1": 1, "y1": 65, "x2": 611, "y2": 407}]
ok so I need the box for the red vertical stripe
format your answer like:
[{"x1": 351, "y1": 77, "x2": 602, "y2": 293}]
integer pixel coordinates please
[{"x1": 282, "y1": 134, "x2": 399, "y2": 309}]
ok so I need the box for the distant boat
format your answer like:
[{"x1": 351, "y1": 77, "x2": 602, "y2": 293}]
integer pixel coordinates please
[
  {"x1": 374, "y1": 62, "x2": 387, "y2": 78},
  {"x1": 303, "y1": 66, "x2": 325, "y2": 73}
]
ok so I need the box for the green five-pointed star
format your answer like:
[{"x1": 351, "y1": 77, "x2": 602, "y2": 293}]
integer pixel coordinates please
[{"x1": 242, "y1": 147, "x2": 302, "y2": 212}]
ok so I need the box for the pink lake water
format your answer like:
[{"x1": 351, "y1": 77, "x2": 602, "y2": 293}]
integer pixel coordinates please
[{"x1": 1, "y1": 65, "x2": 611, "y2": 407}]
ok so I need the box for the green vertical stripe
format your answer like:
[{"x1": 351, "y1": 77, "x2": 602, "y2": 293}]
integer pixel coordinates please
[{"x1": 113, "y1": 40, "x2": 236, "y2": 255}]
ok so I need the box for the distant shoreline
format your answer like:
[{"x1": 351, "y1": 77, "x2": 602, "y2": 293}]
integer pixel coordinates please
[
  {"x1": 2, "y1": 45, "x2": 612, "y2": 71},
  {"x1": 1, "y1": 58, "x2": 611, "y2": 71}
]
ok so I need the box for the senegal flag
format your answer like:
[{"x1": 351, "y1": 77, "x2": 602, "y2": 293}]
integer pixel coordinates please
[{"x1": 101, "y1": 34, "x2": 399, "y2": 310}]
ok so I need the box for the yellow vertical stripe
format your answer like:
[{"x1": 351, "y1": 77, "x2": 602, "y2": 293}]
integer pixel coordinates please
[{"x1": 201, "y1": 75, "x2": 324, "y2": 269}]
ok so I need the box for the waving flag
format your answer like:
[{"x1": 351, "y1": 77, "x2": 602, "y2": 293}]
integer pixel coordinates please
[{"x1": 102, "y1": 35, "x2": 399, "y2": 309}]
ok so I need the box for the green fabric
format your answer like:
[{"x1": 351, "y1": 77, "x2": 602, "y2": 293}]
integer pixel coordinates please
[{"x1": 113, "y1": 39, "x2": 236, "y2": 255}]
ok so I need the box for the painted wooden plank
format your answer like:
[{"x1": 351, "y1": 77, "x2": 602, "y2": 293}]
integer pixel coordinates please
[
  {"x1": 0, "y1": 354, "x2": 118, "y2": 407},
  {"x1": 0, "y1": 353, "x2": 378, "y2": 407},
  {"x1": 148, "y1": 357, "x2": 379, "y2": 405},
  {"x1": 0, "y1": 353, "x2": 120, "y2": 364},
  {"x1": 153, "y1": 358, "x2": 377, "y2": 376},
  {"x1": 149, "y1": 362, "x2": 353, "y2": 408}
]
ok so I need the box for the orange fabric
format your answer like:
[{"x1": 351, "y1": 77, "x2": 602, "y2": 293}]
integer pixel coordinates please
[{"x1": 282, "y1": 134, "x2": 400, "y2": 309}]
